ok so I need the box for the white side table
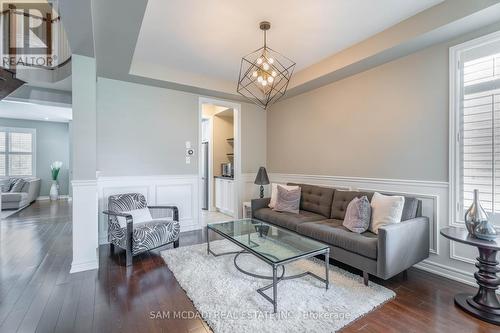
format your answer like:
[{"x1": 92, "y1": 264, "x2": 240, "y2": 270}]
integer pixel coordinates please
[{"x1": 242, "y1": 201, "x2": 252, "y2": 218}]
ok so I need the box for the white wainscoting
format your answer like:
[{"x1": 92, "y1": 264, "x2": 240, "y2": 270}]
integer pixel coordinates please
[
  {"x1": 97, "y1": 174, "x2": 199, "y2": 245},
  {"x1": 71, "y1": 180, "x2": 99, "y2": 273},
  {"x1": 241, "y1": 173, "x2": 479, "y2": 287}
]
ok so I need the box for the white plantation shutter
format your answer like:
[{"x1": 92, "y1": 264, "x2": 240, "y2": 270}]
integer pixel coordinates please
[
  {"x1": 0, "y1": 132, "x2": 5, "y2": 176},
  {"x1": 458, "y1": 42, "x2": 500, "y2": 225},
  {"x1": 0, "y1": 128, "x2": 35, "y2": 177}
]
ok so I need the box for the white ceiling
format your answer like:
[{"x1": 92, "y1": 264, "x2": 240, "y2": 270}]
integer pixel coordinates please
[
  {"x1": 0, "y1": 100, "x2": 72, "y2": 123},
  {"x1": 130, "y1": 0, "x2": 443, "y2": 92}
]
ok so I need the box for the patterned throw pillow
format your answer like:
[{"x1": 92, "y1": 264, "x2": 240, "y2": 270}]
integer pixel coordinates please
[
  {"x1": 342, "y1": 196, "x2": 371, "y2": 233},
  {"x1": 273, "y1": 185, "x2": 301, "y2": 214},
  {"x1": 10, "y1": 178, "x2": 27, "y2": 193}
]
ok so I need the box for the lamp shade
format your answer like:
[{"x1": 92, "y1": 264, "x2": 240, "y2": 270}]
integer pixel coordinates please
[{"x1": 254, "y1": 167, "x2": 270, "y2": 185}]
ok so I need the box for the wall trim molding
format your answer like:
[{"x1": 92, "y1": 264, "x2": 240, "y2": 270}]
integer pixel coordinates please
[
  {"x1": 268, "y1": 173, "x2": 449, "y2": 189},
  {"x1": 97, "y1": 174, "x2": 197, "y2": 182},
  {"x1": 72, "y1": 179, "x2": 98, "y2": 187}
]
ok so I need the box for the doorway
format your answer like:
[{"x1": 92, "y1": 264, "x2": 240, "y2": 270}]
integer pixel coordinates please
[{"x1": 198, "y1": 98, "x2": 241, "y2": 227}]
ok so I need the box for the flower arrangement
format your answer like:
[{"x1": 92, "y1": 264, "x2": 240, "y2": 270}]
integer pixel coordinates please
[{"x1": 51, "y1": 161, "x2": 63, "y2": 181}]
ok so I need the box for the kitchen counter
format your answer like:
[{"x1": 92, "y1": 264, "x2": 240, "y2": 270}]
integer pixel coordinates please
[{"x1": 214, "y1": 176, "x2": 234, "y2": 180}]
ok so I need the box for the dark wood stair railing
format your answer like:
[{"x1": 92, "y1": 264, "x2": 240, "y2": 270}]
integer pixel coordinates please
[{"x1": 0, "y1": 67, "x2": 25, "y2": 100}]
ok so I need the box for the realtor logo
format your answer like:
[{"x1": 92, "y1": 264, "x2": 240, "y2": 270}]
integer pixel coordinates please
[{"x1": 1, "y1": 1, "x2": 58, "y2": 67}]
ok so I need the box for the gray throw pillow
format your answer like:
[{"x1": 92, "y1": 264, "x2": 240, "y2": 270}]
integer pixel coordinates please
[
  {"x1": 273, "y1": 185, "x2": 301, "y2": 214},
  {"x1": 10, "y1": 178, "x2": 27, "y2": 193},
  {"x1": 0, "y1": 178, "x2": 10, "y2": 193},
  {"x1": 343, "y1": 196, "x2": 371, "y2": 233}
]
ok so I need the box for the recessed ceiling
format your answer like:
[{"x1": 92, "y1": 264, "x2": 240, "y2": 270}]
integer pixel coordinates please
[
  {"x1": 0, "y1": 100, "x2": 72, "y2": 123},
  {"x1": 130, "y1": 0, "x2": 443, "y2": 93}
]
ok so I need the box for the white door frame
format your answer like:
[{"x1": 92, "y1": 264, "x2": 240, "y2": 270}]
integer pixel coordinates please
[{"x1": 198, "y1": 97, "x2": 242, "y2": 225}]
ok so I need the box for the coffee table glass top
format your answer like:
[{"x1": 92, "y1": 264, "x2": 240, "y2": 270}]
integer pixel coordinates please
[{"x1": 208, "y1": 219, "x2": 329, "y2": 264}]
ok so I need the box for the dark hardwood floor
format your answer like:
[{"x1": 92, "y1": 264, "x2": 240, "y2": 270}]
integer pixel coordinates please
[{"x1": 0, "y1": 200, "x2": 498, "y2": 332}]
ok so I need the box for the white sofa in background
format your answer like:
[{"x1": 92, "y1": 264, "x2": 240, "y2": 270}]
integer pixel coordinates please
[{"x1": 1, "y1": 178, "x2": 41, "y2": 210}]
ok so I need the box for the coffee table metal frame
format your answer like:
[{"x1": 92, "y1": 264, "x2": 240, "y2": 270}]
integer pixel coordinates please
[{"x1": 206, "y1": 221, "x2": 330, "y2": 313}]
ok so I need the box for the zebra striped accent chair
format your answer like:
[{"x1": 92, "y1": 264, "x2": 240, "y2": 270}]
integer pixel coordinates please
[{"x1": 103, "y1": 193, "x2": 180, "y2": 266}]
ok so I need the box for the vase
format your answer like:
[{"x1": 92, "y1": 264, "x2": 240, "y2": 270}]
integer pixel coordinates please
[
  {"x1": 474, "y1": 219, "x2": 498, "y2": 241},
  {"x1": 464, "y1": 189, "x2": 488, "y2": 236},
  {"x1": 49, "y1": 181, "x2": 59, "y2": 201}
]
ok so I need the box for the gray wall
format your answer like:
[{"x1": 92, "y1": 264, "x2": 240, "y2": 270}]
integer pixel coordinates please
[
  {"x1": 72, "y1": 55, "x2": 97, "y2": 180},
  {"x1": 0, "y1": 118, "x2": 70, "y2": 196},
  {"x1": 96, "y1": 77, "x2": 267, "y2": 176},
  {"x1": 267, "y1": 23, "x2": 500, "y2": 182}
]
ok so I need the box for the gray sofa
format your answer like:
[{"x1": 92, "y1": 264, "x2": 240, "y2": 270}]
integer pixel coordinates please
[
  {"x1": 251, "y1": 183, "x2": 429, "y2": 285},
  {"x1": 1, "y1": 178, "x2": 41, "y2": 210}
]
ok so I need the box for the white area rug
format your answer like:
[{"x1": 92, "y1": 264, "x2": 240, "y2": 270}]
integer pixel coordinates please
[{"x1": 161, "y1": 240, "x2": 395, "y2": 333}]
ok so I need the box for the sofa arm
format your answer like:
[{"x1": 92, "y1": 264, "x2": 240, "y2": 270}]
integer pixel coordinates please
[
  {"x1": 251, "y1": 198, "x2": 271, "y2": 217},
  {"x1": 377, "y1": 216, "x2": 429, "y2": 279}
]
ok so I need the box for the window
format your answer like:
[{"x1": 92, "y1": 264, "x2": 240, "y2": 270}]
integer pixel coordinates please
[
  {"x1": 0, "y1": 127, "x2": 36, "y2": 177},
  {"x1": 450, "y1": 31, "x2": 500, "y2": 227}
]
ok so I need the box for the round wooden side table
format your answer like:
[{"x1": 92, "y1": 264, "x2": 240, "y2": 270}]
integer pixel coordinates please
[{"x1": 440, "y1": 227, "x2": 500, "y2": 325}]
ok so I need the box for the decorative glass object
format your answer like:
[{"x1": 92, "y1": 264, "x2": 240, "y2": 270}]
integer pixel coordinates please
[
  {"x1": 474, "y1": 219, "x2": 498, "y2": 241},
  {"x1": 464, "y1": 189, "x2": 488, "y2": 236},
  {"x1": 237, "y1": 21, "x2": 296, "y2": 110}
]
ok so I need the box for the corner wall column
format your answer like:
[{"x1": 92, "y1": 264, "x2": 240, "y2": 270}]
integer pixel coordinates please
[{"x1": 70, "y1": 55, "x2": 98, "y2": 273}]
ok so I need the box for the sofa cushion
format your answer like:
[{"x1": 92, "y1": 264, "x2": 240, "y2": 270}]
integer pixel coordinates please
[
  {"x1": 330, "y1": 190, "x2": 374, "y2": 220},
  {"x1": 287, "y1": 183, "x2": 335, "y2": 218},
  {"x1": 253, "y1": 208, "x2": 325, "y2": 231},
  {"x1": 297, "y1": 219, "x2": 378, "y2": 259},
  {"x1": 401, "y1": 197, "x2": 419, "y2": 221},
  {"x1": 2, "y1": 192, "x2": 28, "y2": 203}
]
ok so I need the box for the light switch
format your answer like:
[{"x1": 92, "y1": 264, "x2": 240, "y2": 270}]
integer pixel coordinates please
[
  {"x1": 186, "y1": 156, "x2": 191, "y2": 164},
  {"x1": 185, "y1": 141, "x2": 191, "y2": 149}
]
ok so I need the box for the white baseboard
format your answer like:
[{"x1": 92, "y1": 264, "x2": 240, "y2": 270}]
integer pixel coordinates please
[
  {"x1": 36, "y1": 195, "x2": 71, "y2": 201},
  {"x1": 414, "y1": 260, "x2": 475, "y2": 287},
  {"x1": 70, "y1": 259, "x2": 98, "y2": 273}
]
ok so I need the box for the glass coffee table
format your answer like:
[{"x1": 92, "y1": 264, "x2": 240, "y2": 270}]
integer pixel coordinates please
[{"x1": 207, "y1": 219, "x2": 330, "y2": 313}]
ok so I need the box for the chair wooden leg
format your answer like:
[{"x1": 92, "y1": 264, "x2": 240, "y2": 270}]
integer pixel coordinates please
[
  {"x1": 173, "y1": 239, "x2": 179, "y2": 248},
  {"x1": 363, "y1": 271, "x2": 369, "y2": 286},
  {"x1": 126, "y1": 246, "x2": 132, "y2": 266},
  {"x1": 109, "y1": 243, "x2": 114, "y2": 253}
]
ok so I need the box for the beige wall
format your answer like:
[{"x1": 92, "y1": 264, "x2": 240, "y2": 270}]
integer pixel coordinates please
[
  {"x1": 267, "y1": 23, "x2": 500, "y2": 182},
  {"x1": 268, "y1": 43, "x2": 448, "y2": 181},
  {"x1": 241, "y1": 102, "x2": 267, "y2": 173}
]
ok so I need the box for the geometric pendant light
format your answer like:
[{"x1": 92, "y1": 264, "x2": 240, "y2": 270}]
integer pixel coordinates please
[{"x1": 237, "y1": 21, "x2": 296, "y2": 109}]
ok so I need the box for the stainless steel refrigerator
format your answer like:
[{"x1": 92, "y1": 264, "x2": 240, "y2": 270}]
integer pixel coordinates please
[{"x1": 201, "y1": 141, "x2": 209, "y2": 210}]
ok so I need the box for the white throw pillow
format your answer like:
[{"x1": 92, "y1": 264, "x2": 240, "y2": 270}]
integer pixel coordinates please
[
  {"x1": 117, "y1": 207, "x2": 152, "y2": 228},
  {"x1": 268, "y1": 183, "x2": 299, "y2": 208},
  {"x1": 369, "y1": 192, "x2": 405, "y2": 234}
]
